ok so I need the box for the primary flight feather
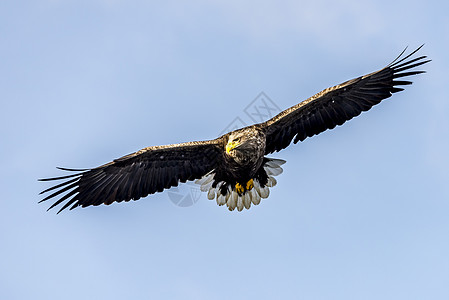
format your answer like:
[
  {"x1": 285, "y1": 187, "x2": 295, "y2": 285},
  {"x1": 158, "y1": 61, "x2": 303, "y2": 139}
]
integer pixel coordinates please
[{"x1": 40, "y1": 46, "x2": 430, "y2": 213}]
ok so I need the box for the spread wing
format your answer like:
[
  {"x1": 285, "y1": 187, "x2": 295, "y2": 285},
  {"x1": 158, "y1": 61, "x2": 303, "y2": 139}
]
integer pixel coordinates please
[
  {"x1": 263, "y1": 46, "x2": 430, "y2": 154},
  {"x1": 39, "y1": 140, "x2": 223, "y2": 213}
]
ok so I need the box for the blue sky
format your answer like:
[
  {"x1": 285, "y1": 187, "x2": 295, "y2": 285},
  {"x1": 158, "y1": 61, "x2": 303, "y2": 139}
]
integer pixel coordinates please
[{"x1": 1, "y1": 1, "x2": 448, "y2": 299}]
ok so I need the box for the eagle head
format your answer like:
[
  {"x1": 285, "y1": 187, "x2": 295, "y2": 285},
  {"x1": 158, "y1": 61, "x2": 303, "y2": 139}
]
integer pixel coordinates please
[
  {"x1": 225, "y1": 128, "x2": 265, "y2": 164},
  {"x1": 225, "y1": 130, "x2": 253, "y2": 155}
]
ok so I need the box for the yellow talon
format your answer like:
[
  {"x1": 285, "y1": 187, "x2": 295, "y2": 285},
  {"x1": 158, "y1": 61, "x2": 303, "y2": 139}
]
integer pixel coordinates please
[
  {"x1": 236, "y1": 179, "x2": 254, "y2": 194},
  {"x1": 246, "y1": 179, "x2": 254, "y2": 190},
  {"x1": 235, "y1": 182, "x2": 244, "y2": 194}
]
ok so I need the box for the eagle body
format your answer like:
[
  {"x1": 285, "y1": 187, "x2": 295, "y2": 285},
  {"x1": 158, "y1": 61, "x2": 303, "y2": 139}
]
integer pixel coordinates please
[
  {"x1": 197, "y1": 125, "x2": 280, "y2": 211},
  {"x1": 221, "y1": 126, "x2": 266, "y2": 184},
  {"x1": 40, "y1": 46, "x2": 430, "y2": 213}
]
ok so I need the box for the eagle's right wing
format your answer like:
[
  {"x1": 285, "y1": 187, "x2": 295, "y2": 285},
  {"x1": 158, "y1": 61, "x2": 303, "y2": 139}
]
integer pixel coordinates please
[{"x1": 39, "y1": 139, "x2": 223, "y2": 213}]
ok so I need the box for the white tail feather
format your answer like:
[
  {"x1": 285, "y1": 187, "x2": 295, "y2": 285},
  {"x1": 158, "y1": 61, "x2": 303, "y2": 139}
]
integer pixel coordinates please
[
  {"x1": 237, "y1": 197, "x2": 244, "y2": 211},
  {"x1": 207, "y1": 189, "x2": 215, "y2": 200},
  {"x1": 217, "y1": 193, "x2": 226, "y2": 206},
  {"x1": 243, "y1": 193, "x2": 251, "y2": 209},
  {"x1": 250, "y1": 189, "x2": 261, "y2": 205},
  {"x1": 266, "y1": 176, "x2": 277, "y2": 187}
]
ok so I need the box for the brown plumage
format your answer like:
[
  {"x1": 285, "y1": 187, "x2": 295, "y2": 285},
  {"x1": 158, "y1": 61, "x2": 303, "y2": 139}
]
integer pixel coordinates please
[{"x1": 40, "y1": 46, "x2": 430, "y2": 213}]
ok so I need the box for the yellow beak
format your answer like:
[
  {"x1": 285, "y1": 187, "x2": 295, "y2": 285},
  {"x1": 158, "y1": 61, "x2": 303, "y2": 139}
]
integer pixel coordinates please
[{"x1": 226, "y1": 141, "x2": 239, "y2": 154}]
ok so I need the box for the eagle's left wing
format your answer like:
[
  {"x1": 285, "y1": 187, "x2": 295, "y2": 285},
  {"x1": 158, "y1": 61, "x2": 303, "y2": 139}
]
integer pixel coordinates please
[
  {"x1": 262, "y1": 46, "x2": 430, "y2": 154},
  {"x1": 39, "y1": 139, "x2": 223, "y2": 213}
]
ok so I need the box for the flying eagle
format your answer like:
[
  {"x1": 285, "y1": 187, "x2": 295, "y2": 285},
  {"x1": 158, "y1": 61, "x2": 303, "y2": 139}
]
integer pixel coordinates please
[{"x1": 40, "y1": 46, "x2": 429, "y2": 213}]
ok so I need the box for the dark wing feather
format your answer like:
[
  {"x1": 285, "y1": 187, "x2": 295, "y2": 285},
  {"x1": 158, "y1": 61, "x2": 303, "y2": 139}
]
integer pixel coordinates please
[
  {"x1": 39, "y1": 139, "x2": 223, "y2": 213},
  {"x1": 263, "y1": 45, "x2": 430, "y2": 154}
]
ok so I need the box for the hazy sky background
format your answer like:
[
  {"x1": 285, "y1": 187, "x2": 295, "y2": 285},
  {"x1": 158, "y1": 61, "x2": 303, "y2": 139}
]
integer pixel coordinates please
[{"x1": 1, "y1": 1, "x2": 448, "y2": 299}]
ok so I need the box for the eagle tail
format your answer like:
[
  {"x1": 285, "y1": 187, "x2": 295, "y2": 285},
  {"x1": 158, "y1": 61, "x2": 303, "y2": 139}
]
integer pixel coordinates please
[{"x1": 195, "y1": 158, "x2": 286, "y2": 211}]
